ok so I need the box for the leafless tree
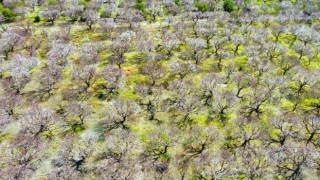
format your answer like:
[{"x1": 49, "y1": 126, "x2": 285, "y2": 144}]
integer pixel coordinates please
[
  {"x1": 39, "y1": 6, "x2": 60, "y2": 25},
  {"x1": 100, "y1": 99, "x2": 140, "y2": 131}
]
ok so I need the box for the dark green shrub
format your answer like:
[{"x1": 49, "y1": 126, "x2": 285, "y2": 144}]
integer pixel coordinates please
[
  {"x1": 79, "y1": 16, "x2": 86, "y2": 22},
  {"x1": 174, "y1": 0, "x2": 180, "y2": 6},
  {"x1": 194, "y1": 2, "x2": 210, "y2": 12},
  {"x1": 34, "y1": 15, "x2": 40, "y2": 23},
  {"x1": 135, "y1": 0, "x2": 145, "y2": 12},
  {"x1": 1, "y1": 8, "x2": 16, "y2": 22},
  {"x1": 223, "y1": 0, "x2": 235, "y2": 12}
]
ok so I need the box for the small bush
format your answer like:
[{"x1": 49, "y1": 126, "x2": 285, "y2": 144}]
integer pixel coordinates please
[
  {"x1": 79, "y1": 16, "x2": 86, "y2": 22},
  {"x1": 135, "y1": 1, "x2": 145, "y2": 12},
  {"x1": 34, "y1": 15, "x2": 40, "y2": 23},
  {"x1": 194, "y1": 2, "x2": 210, "y2": 12},
  {"x1": 174, "y1": 0, "x2": 180, "y2": 6},
  {"x1": 223, "y1": 0, "x2": 235, "y2": 12},
  {"x1": 1, "y1": 8, "x2": 16, "y2": 22}
]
